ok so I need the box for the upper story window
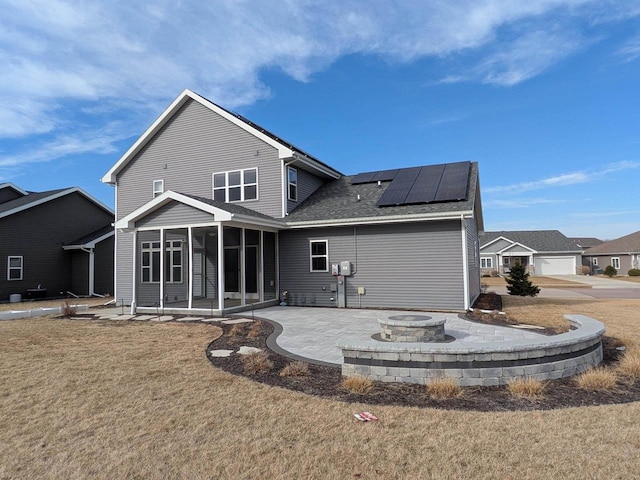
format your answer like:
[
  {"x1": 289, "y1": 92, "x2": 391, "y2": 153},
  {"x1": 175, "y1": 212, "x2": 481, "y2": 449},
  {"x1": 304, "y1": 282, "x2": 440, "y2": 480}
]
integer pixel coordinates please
[
  {"x1": 7, "y1": 256, "x2": 23, "y2": 280},
  {"x1": 288, "y1": 166, "x2": 298, "y2": 201},
  {"x1": 213, "y1": 168, "x2": 258, "y2": 202},
  {"x1": 153, "y1": 180, "x2": 164, "y2": 198}
]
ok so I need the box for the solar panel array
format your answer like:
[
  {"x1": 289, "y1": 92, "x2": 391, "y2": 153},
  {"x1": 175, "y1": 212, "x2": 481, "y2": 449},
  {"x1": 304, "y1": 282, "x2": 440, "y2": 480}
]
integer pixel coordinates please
[{"x1": 351, "y1": 161, "x2": 470, "y2": 207}]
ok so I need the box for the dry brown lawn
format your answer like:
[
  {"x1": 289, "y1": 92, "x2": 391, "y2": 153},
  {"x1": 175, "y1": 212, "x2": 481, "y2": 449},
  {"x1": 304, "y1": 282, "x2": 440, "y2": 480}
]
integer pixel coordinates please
[
  {"x1": 613, "y1": 275, "x2": 640, "y2": 283},
  {"x1": 1, "y1": 299, "x2": 640, "y2": 479},
  {"x1": 0, "y1": 297, "x2": 113, "y2": 312}
]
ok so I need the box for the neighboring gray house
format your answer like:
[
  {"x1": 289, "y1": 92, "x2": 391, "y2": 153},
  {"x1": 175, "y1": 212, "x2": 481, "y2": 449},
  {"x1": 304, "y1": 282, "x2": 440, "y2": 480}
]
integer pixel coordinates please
[
  {"x1": 0, "y1": 183, "x2": 114, "y2": 301},
  {"x1": 480, "y1": 230, "x2": 582, "y2": 275},
  {"x1": 102, "y1": 89, "x2": 483, "y2": 314},
  {"x1": 583, "y1": 230, "x2": 640, "y2": 275}
]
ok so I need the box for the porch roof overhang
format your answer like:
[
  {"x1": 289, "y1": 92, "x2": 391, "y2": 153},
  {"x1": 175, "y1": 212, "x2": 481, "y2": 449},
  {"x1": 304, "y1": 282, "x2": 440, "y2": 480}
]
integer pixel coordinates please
[
  {"x1": 115, "y1": 191, "x2": 285, "y2": 230},
  {"x1": 498, "y1": 241, "x2": 537, "y2": 255}
]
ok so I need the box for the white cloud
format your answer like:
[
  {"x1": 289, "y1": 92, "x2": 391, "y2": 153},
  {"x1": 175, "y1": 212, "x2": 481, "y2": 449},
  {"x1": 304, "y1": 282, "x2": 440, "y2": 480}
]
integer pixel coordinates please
[
  {"x1": 484, "y1": 197, "x2": 567, "y2": 208},
  {"x1": 0, "y1": 0, "x2": 639, "y2": 172},
  {"x1": 485, "y1": 161, "x2": 640, "y2": 194}
]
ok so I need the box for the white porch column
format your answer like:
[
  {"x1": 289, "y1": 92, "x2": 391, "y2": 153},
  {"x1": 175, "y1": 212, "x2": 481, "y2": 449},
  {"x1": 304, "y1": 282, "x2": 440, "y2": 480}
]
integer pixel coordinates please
[
  {"x1": 259, "y1": 230, "x2": 264, "y2": 302},
  {"x1": 131, "y1": 230, "x2": 137, "y2": 314},
  {"x1": 188, "y1": 226, "x2": 193, "y2": 309},
  {"x1": 240, "y1": 227, "x2": 246, "y2": 306},
  {"x1": 217, "y1": 223, "x2": 224, "y2": 311},
  {"x1": 159, "y1": 228, "x2": 165, "y2": 309}
]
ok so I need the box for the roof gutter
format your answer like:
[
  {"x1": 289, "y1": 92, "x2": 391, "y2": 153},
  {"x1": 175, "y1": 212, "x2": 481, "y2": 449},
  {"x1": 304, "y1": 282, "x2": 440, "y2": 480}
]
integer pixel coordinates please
[{"x1": 285, "y1": 210, "x2": 475, "y2": 229}]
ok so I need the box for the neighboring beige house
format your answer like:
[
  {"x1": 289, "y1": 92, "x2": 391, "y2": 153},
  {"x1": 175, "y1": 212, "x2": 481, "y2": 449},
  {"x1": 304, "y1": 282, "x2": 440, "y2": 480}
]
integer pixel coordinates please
[{"x1": 583, "y1": 230, "x2": 640, "y2": 275}]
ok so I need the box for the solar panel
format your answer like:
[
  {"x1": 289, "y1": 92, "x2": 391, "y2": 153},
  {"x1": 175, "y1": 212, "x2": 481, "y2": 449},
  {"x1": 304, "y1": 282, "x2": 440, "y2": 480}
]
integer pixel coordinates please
[
  {"x1": 351, "y1": 172, "x2": 377, "y2": 185},
  {"x1": 372, "y1": 169, "x2": 399, "y2": 182},
  {"x1": 404, "y1": 187, "x2": 437, "y2": 204},
  {"x1": 358, "y1": 161, "x2": 471, "y2": 207},
  {"x1": 376, "y1": 189, "x2": 410, "y2": 206}
]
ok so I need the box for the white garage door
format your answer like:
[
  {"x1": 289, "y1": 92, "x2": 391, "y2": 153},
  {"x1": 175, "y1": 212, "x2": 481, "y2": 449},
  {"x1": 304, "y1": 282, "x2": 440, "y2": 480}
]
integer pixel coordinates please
[{"x1": 534, "y1": 256, "x2": 576, "y2": 275}]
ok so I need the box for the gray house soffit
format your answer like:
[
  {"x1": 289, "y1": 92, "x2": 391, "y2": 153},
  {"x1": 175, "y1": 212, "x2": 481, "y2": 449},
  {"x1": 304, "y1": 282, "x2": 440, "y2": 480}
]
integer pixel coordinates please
[
  {"x1": 0, "y1": 187, "x2": 113, "y2": 220},
  {"x1": 115, "y1": 191, "x2": 285, "y2": 230},
  {"x1": 102, "y1": 89, "x2": 342, "y2": 184}
]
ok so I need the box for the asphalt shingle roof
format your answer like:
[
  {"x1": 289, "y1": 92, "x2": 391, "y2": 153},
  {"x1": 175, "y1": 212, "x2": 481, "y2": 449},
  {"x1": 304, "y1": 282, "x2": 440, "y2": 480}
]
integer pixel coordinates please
[
  {"x1": 480, "y1": 230, "x2": 582, "y2": 253},
  {"x1": 65, "y1": 225, "x2": 114, "y2": 247},
  {"x1": 285, "y1": 162, "x2": 479, "y2": 223},
  {"x1": 0, "y1": 188, "x2": 69, "y2": 216},
  {"x1": 569, "y1": 237, "x2": 603, "y2": 249},
  {"x1": 584, "y1": 230, "x2": 640, "y2": 255},
  {"x1": 180, "y1": 193, "x2": 283, "y2": 222}
]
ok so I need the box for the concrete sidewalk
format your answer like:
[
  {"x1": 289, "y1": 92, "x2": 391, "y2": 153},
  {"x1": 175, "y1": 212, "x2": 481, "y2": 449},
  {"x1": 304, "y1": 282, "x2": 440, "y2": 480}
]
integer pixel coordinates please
[{"x1": 545, "y1": 275, "x2": 640, "y2": 289}]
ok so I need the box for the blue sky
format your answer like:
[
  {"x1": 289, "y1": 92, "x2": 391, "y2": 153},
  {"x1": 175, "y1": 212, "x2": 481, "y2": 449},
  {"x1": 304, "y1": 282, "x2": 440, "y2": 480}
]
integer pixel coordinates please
[{"x1": 1, "y1": 0, "x2": 639, "y2": 239}]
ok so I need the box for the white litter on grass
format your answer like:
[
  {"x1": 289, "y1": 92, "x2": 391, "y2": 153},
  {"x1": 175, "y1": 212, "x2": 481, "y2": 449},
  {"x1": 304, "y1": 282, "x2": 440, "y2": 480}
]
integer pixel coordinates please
[
  {"x1": 222, "y1": 318, "x2": 254, "y2": 325},
  {"x1": 209, "y1": 349, "x2": 234, "y2": 357},
  {"x1": 237, "y1": 346, "x2": 261, "y2": 355},
  {"x1": 479, "y1": 309, "x2": 506, "y2": 315}
]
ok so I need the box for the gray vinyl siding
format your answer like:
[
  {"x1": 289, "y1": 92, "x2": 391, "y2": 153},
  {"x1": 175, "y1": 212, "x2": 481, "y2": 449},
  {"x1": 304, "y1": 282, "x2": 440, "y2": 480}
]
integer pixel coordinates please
[
  {"x1": 583, "y1": 254, "x2": 634, "y2": 274},
  {"x1": 114, "y1": 98, "x2": 285, "y2": 304},
  {"x1": 466, "y1": 218, "x2": 481, "y2": 306},
  {"x1": 115, "y1": 231, "x2": 134, "y2": 305},
  {"x1": 0, "y1": 192, "x2": 113, "y2": 301},
  {"x1": 287, "y1": 168, "x2": 325, "y2": 214},
  {"x1": 135, "y1": 201, "x2": 214, "y2": 228},
  {"x1": 481, "y1": 238, "x2": 511, "y2": 253},
  {"x1": 116, "y1": 99, "x2": 283, "y2": 221},
  {"x1": 279, "y1": 221, "x2": 466, "y2": 310}
]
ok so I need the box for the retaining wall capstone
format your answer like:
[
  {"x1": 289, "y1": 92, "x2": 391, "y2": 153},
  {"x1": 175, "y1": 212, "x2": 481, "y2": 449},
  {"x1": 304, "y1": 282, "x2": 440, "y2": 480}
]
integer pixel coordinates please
[{"x1": 341, "y1": 314, "x2": 605, "y2": 386}]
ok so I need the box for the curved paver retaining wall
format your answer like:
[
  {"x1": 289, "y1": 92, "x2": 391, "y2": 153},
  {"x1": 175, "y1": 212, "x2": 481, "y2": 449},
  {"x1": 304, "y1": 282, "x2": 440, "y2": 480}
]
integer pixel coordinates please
[{"x1": 341, "y1": 314, "x2": 605, "y2": 386}]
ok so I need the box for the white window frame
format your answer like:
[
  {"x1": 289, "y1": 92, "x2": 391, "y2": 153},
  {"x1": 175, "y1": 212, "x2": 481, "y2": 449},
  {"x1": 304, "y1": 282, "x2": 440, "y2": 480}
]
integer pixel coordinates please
[
  {"x1": 212, "y1": 168, "x2": 258, "y2": 203},
  {"x1": 592, "y1": 258, "x2": 598, "y2": 266},
  {"x1": 165, "y1": 240, "x2": 183, "y2": 283},
  {"x1": 7, "y1": 256, "x2": 23, "y2": 281},
  {"x1": 288, "y1": 166, "x2": 298, "y2": 201},
  {"x1": 153, "y1": 179, "x2": 164, "y2": 198},
  {"x1": 141, "y1": 241, "x2": 161, "y2": 283},
  {"x1": 611, "y1": 257, "x2": 620, "y2": 270},
  {"x1": 480, "y1": 257, "x2": 493, "y2": 269},
  {"x1": 309, "y1": 240, "x2": 329, "y2": 272}
]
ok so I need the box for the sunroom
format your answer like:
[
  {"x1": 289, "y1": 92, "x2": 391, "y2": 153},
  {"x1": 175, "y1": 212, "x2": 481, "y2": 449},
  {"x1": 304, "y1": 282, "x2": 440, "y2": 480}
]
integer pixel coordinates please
[{"x1": 115, "y1": 191, "x2": 282, "y2": 314}]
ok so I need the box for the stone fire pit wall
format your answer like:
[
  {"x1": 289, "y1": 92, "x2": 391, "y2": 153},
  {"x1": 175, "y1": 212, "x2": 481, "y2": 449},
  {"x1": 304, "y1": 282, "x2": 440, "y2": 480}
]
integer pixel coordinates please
[{"x1": 341, "y1": 314, "x2": 605, "y2": 386}]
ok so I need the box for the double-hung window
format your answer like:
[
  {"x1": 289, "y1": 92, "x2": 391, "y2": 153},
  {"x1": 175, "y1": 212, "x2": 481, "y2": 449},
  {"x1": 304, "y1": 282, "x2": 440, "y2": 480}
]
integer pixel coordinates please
[
  {"x1": 165, "y1": 240, "x2": 183, "y2": 283},
  {"x1": 612, "y1": 257, "x2": 621, "y2": 270},
  {"x1": 288, "y1": 166, "x2": 298, "y2": 201},
  {"x1": 310, "y1": 240, "x2": 328, "y2": 272},
  {"x1": 213, "y1": 168, "x2": 258, "y2": 202},
  {"x1": 7, "y1": 256, "x2": 23, "y2": 280},
  {"x1": 141, "y1": 242, "x2": 161, "y2": 283},
  {"x1": 141, "y1": 241, "x2": 183, "y2": 283}
]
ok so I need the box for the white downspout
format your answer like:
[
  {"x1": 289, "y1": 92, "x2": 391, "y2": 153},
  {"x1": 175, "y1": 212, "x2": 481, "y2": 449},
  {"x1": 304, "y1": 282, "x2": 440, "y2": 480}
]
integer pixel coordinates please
[
  {"x1": 131, "y1": 230, "x2": 137, "y2": 314},
  {"x1": 217, "y1": 223, "x2": 224, "y2": 311},
  {"x1": 188, "y1": 226, "x2": 193, "y2": 309},
  {"x1": 159, "y1": 228, "x2": 165, "y2": 309},
  {"x1": 461, "y1": 215, "x2": 470, "y2": 311}
]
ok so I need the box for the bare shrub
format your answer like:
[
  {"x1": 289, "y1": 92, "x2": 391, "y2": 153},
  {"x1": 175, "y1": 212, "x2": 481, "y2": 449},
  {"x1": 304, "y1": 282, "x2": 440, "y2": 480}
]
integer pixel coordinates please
[
  {"x1": 580, "y1": 265, "x2": 591, "y2": 275},
  {"x1": 226, "y1": 324, "x2": 245, "y2": 337},
  {"x1": 576, "y1": 367, "x2": 617, "y2": 391},
  {"x1": 247, "y1": 321, "x2": 262, "y2": 338},
  {"x1": 508, "y1": 377, "x2": 546, "y2": 397},
  {"x1": 490, "y1": 269, "x2": 499, "y2": 277},
  {"x1": 341, "y1": 375, "x2": 373, "y2": 395},
  {"x1": 61, "y1": 301, "x2": 77, "y2": 318},
  {"x1": 241, "y1": 350, "x2": 274, "y2": 375},
  {"x1": 280, "y1": 360, "x2": 309, "y2": 377},
  {"x1": 618, "y1": 351, "x2": 640, "y2": 380},
  {"x1": 426, "y1": 377, "x2": 462, "y2": 399}
]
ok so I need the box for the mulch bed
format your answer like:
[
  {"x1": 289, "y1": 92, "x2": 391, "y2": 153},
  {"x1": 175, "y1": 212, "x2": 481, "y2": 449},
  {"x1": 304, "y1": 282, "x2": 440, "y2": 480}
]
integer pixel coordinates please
[{"x1": 207, "y1": 318, "x2": 640, "y2": 412}]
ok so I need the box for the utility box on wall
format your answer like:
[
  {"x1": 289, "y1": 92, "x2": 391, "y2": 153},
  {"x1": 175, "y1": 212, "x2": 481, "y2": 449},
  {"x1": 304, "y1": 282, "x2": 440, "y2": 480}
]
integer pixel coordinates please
[{"x1": 332, "y1": 261, "x2": 353, "y2": 276}]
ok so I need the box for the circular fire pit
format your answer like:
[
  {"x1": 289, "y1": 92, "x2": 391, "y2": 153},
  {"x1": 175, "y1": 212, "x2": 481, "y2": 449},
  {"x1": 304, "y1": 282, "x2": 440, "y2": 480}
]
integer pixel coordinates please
[{"x1": 379, "y1": 314, "x2": 446, "y2": 342}]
